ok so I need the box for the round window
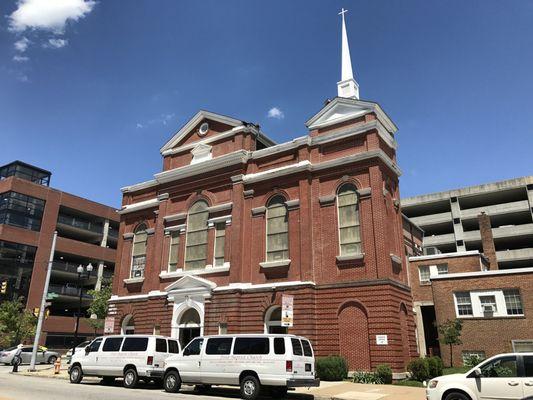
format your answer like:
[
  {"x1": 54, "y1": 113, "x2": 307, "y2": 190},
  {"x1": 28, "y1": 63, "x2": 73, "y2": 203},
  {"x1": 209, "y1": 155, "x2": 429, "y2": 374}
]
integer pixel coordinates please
[{"x1": 198, "y1": 122, "x2": 209, "y2": 136}]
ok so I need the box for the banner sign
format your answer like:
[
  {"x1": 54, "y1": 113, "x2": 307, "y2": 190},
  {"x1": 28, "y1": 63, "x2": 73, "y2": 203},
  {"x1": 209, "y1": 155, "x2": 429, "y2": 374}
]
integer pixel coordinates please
[
  {"x1": 281, "y1": 294, "x2": 294, "y2": 327},
  {"x1": 104, "y1": 316, "x2": 115, "y2": 334}
]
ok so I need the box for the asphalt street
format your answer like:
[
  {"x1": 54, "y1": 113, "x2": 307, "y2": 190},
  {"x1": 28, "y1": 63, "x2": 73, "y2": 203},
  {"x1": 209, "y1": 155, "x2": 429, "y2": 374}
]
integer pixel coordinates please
[{"x1": 0, "y1": 366, "x2": 312, "y2": 400}]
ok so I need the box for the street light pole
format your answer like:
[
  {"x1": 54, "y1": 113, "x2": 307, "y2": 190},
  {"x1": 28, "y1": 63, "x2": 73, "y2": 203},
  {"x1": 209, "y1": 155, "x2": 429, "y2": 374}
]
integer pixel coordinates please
[
  {"x1": 30, "y1": 231, "x2": 57, "y2": 371},
  {"x1": 72, "y1": 263, "x2": 92, "y2": 354}
]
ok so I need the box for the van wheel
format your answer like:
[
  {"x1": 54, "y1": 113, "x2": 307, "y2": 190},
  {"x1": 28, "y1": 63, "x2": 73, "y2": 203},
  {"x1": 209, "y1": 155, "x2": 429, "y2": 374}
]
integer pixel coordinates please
[
  {"x1": 240, "y1": 375, "x2": 260, "y2": 400},
  {"x1": 163, "y1": 371, "x2": 181, "y2": 393},
  {"x1": 444, "y1": 393, "x2": 470, "y2": 400},
  {"x1": 69, "y1": 365, "x2": 83, "y2": 384},
  {"x1": 271, "y1": 386, "x2": 288, "y2": 398},
  {"x1": 123, "y1": 368, "x2": 138, "y2": 389}
]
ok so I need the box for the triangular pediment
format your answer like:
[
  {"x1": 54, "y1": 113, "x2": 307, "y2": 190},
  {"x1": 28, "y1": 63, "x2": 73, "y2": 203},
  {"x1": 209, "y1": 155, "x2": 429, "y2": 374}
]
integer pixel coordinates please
[
  {"x1": 306, "y1": 97, "x2": 375, "y2": 130},
  {"x1": 164, "y1": 275, "x2": 217, "y2": 292},
  {"x1": 160, "y1": 110, "x2": 244, "y2": 154}
]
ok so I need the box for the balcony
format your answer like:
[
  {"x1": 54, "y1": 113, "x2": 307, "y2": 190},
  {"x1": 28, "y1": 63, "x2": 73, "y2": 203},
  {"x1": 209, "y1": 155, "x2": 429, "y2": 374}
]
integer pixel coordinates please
[
  {"x1": 423, "y1": 233, "x2": 456, "y2": 247},
  {"x1": 463, "y1": 223, "x2": 533, "y2": 242},
  {"x1": 497, "y1": 248, "x2": 533, "y2": 263},
  {"x1": 57, "y1": 214, "x2": 103, "y2": 234},
  {"x1": 460, "y1": 200, "x2": 531, "y2": 220},
  {"x1": 409, "y1": 211, "x2": 453, "y2": 227}
]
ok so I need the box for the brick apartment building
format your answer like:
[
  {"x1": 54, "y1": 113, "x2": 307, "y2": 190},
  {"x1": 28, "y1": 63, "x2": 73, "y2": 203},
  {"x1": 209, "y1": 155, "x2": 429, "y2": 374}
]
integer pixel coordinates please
[
  {"x1": 408, "y1": 212, "x2": 533, "y2": 366},
  {"x1": 0, "y1": 161, "x2": 119, "y2": 349},
  {"x1": 107, "y1": 14, "x2": 418, "y2": 373}
]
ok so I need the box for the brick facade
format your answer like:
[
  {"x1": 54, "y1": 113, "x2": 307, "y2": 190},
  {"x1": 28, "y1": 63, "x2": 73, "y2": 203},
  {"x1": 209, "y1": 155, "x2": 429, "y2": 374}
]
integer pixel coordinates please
[
  {"x1": 432, "y1": 270, "x2": 533, "y2": 367},
  {"x1": 109, "y1": 100, "x2": 418, "y2": 371}
]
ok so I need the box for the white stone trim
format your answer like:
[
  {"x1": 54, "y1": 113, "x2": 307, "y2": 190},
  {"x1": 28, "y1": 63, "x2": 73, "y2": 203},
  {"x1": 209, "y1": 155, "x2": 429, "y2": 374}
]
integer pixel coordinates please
[
  {"x1": 259, "y1": 259, "x2": 291, "y2": 269},
  {"x1": 164, "y1": 224, "x2": 186, "y2": 233},
  {"x1": 408, "y1": 250, "x2": 482, "y2": 262},
  {"x1": 160, "y1": 265, "x2": 230, "y2": 279},
  {"x1": 117, "y1": 198, "x2": 160, "y2": 215},
  {"x1": 240, "y1": 150, "x2": 401, "y2": 185},
  {"x1": 123, "y1": 277, "x2": 144, "y2": 284},
  {"x1": 155, "y1": 150, "x2": 249, "y2": 184},
  {"x1": 121, "y1": 179, "x2": 158, "y2": 194},
  {"x1": 207, "y1": 215, "x2": 232, "y2": 226},
  {"x1": 208, "y1": 202, "x2": 232, "y2": 213},
  {"x1": 214, "y1": 280, "x2": 316, "y2": 292},
  {"x1": 432, "y1": 266, "x2": 533, "y2": 280}
]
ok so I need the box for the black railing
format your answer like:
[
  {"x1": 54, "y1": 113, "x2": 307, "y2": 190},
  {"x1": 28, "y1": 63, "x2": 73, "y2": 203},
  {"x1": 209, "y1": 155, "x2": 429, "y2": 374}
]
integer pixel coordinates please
[{"x1": 57, "y1": 214, "x2": 103, "y2": 234}]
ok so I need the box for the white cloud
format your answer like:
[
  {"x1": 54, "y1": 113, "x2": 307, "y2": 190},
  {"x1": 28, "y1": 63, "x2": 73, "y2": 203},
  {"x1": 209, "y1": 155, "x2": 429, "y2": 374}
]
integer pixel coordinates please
[
  {"x1": 13, "y1": 55, "x2": 29, "y2": 62},
  {"x1": 267, "y1": 107, "x2": 285, "y2": 120},
  {"x1": 9, "y1": 0, "x2": 96, "y2": 33},
  {"x1": 46, "y1": 38, "x2": 68, "y2": 48},
  {"x1": 14, "y1": 37, "x2": 30, "y2": 52},
  {"x1": 136, "y1": 123, "x2": 144, "y2": 129},
  {"x1": 17, "y1": 74, "x2": 29, "y2": 82}
]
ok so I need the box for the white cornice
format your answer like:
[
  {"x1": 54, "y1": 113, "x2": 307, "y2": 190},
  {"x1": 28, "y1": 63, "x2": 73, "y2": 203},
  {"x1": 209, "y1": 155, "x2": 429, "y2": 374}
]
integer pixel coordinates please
[
  {"x1": 117, "y1": 197, "x2": 160, "y2": 215},
  {"x1": 431, "y1": 266, "x2": 533, "y2": 280},
  {"x1": 409, "y1": 250, "x2": 482, "y2": 262},
  {"x1": 214, "y1": 280, "x2": 316, "y2": 292},
  {"x1": 121, "y1": 179, "x2": 158, "y2": 194},
  {"x1": 155, "y1": 150, "x2": 249, "y2": 184},
  {"x1": 240, "y1": 149, "x2": 401, "y2": 185}
]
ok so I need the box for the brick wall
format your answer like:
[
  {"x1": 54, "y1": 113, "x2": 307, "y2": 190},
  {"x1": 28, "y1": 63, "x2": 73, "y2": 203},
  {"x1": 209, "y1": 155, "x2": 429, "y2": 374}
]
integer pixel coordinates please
[{"x1": 432, "y1": 271, "x2": 533, "y2": 367}]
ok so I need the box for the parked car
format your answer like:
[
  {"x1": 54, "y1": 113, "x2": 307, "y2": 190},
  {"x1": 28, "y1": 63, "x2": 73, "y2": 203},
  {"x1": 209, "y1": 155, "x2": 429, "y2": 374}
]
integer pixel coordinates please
[
  {"x1": 0, "y1": 345, "x2": 60, "y2": 365},
  {"x1": 68, "y1": 335, "x2": 180, "y2": 388},
  {"x1": 65, "y1": 341, "x2": 91, "y2": 364},
  {"x1": 162, "y1": 334, "x2": 320, "y2": 400},
  {"x1": 426, "y1": 352, "x2": 533, "y2": 400}
]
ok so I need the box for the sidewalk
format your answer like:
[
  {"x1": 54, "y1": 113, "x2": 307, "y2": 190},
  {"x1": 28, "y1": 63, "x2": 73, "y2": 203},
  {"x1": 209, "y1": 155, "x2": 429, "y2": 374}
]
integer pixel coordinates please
[
  {"x1": 14, "y1": 363, "x2": 425, "y2": 400},
  {"x1": 293, "y1": 381, "x2": 425, "y2": 400}
]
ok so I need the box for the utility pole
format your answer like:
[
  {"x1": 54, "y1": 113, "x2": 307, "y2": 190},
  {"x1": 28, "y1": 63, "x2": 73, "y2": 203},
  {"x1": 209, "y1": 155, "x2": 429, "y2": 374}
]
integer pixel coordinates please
[{"x1": 30, "y1": 231, "x2": 57, "y2": 371}]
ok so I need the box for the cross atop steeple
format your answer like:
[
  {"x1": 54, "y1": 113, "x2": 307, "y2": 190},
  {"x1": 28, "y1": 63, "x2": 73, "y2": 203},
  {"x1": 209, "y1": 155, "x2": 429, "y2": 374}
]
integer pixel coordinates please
[{"x1": 337, "y1": 8, "x2": 359, "y2": 99}]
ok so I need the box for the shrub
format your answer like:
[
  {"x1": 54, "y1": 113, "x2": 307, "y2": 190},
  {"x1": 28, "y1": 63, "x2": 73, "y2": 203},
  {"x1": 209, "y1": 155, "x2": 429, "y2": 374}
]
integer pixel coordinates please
[
  {"x1": 407, "y1": 358, "x2": 430, "y2": 382},
  {"x1": 352, "y1": 371, "x2": 383, "y2": 384},
  {"x1": 315, "y1": 356, "x2": 348, "y2": 381},
  {"x1": 463, "y1": 354, "x2": 485, "y2": 368},
  {"x1": 427, "y1": 356, "x2": 444, "y2": 378},
  {"x1": 375, "y1": 364, "x2": 393, "y2": 384}
]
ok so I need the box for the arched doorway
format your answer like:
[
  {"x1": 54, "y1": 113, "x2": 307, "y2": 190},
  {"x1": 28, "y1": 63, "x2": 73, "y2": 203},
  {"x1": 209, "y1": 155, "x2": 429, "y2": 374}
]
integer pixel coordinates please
[
  {"x1": 178, "y1": 308, "x2": 201, "y2": 348},
  {"x1": 338, "y1": 302, "x2": 371, "y2": 370},
  {"x1": 121, "y1": 314, "x2": 135, "y2": 335},
  {"x1": 264, "y1": 306, "x2": 288, "y2": 334}
]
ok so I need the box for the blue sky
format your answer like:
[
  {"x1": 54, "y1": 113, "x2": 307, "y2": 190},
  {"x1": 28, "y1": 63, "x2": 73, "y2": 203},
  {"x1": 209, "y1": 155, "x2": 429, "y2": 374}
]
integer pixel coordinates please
[{"x1": 1, "y1": 1, "x2": 532, "y2": 208}]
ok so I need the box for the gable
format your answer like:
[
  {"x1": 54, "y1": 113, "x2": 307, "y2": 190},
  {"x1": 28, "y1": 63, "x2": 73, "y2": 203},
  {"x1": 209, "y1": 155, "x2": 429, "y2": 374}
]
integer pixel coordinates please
[
  {"x1": 306, "y1": 97, "x2": 397, "y2": 133},
  {"x1": 165, "y1": 275, "x2": 217, "y2": 292},
  {"x1": 160, "y1": 110, "x2": 244, "y2": 154}
]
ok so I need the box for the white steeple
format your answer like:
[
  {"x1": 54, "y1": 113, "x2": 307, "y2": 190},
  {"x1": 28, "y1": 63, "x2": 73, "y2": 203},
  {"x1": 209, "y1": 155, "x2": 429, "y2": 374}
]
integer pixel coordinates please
[{"x1": 337, "y1": 8, "x2": 359, "y2": 99}]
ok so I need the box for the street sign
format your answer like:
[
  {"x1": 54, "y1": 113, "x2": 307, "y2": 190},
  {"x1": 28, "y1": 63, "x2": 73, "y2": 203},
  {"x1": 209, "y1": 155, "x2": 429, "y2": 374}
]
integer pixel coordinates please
[
  {"x1": 104, "y1": 316, "x2": 115, "y2": 334},
  {"x1": 281, "y1": 294, "x2": 294, "y2": 327}
]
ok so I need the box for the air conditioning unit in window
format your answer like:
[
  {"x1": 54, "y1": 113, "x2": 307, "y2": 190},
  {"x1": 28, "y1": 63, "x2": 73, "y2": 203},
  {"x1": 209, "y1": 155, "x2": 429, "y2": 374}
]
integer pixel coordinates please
[{"x1": 482, "y1": 305, "x2": 495, "y2": 313}]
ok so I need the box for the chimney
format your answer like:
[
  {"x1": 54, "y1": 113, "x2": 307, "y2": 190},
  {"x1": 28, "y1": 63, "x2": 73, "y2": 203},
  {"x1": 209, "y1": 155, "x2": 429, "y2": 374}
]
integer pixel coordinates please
[{"x1": 478, "y1": 212, "x2": 498, "y2": 270}]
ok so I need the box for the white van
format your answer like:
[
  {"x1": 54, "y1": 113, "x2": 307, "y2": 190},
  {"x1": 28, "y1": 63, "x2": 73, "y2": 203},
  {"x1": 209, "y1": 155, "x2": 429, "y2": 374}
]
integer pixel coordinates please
[
  {"x1": 68, "y1": 335, "x2": 180, "y2": 388},
  {"x1": 162, "y1": 334, "x2": 320, "y2": 399}
]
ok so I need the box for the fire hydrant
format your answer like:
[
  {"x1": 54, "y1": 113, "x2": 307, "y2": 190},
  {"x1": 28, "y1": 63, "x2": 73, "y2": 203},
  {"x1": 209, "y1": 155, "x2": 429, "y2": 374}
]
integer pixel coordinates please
[{"x1": 54, "y1": 357, "x2": 61, "y2": 374}]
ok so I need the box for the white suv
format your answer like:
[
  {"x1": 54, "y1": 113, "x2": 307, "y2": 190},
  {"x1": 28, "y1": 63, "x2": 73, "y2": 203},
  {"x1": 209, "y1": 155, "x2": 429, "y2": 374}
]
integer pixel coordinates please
[
  {"x1": 69, "y1": 335, "x2": 180, "y2": 388},
  {"x1": 426, "y1": 352, "x2": 533, "y2": 400},
  {"x1": 162, "y1": 334, "x2": 320, "y2": 399}
]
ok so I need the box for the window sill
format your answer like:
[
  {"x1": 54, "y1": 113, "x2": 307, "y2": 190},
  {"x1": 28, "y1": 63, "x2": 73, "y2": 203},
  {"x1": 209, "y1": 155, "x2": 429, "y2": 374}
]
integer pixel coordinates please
[
  {"x1": 259, "y1": 259, "x2": 291, "y2": 270},
  {"x1": 336, "y1": 253, "x2": 365, "y2": 267},
  {"x1": 124, "y1": 277, "x2": 144, "y2": 285},
  {"x1": 457, "y1": 315, "x2": 525, "y2": 320},
  {"x1": 160, "y1": 264, "x2": 230, "y2": 279}
]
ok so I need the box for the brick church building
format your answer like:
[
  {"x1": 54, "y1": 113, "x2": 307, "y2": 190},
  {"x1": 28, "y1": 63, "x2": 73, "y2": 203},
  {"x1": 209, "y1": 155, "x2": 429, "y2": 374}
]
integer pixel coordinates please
[{"x1": 108, "y1": 11, "x2": 417, "y2": 372}]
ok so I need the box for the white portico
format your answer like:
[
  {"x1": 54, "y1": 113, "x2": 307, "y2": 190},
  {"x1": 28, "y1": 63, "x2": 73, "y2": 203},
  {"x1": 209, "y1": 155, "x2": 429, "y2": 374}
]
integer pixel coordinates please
[{"x1": 165, "y1": 275, "x2": 216, "y2": 347}]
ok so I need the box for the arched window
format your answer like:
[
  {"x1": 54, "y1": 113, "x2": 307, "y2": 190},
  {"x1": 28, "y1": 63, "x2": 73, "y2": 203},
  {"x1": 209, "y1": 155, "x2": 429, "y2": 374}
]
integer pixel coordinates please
[
  {"x1": 184, "y1": 200, "x2": 209, "y2": 270},
  {"x1": 266, "y1": 196, "x2": 289, "y2": 262},
  {"x1": 264, "y1": 306, "x2": 288, "y2": 334},
  {"x1": 337, "y1": 184, "x2": 361, "y2": 256},
  {"x1": 121, "y1": 314, "x2": 135, "y2": 335},
  {"x1": 131, "y1": 223, "x2": 148, "y2": 278}
]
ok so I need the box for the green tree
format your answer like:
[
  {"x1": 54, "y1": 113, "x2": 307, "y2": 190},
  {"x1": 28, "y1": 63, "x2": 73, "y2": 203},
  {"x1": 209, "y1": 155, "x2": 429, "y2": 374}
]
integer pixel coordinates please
[
  {"x1": 86, "y1": 278, "x2": 112, "y2": 337},
  {"x1": 0, "y1": 297, "x2": 37, "y2": 347},
  {"x1": 438, "y1": 319, "x2": 463, "y2": 367}
]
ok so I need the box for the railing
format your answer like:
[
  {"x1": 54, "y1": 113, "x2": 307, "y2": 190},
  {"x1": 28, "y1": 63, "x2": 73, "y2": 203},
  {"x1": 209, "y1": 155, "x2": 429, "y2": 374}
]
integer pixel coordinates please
[
  {"x1": 57, "y1": 214, "x2": 103, "y2": 234},
  {"x1": 47, "y1": 284, "x2": 92, "y2": 299}
]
